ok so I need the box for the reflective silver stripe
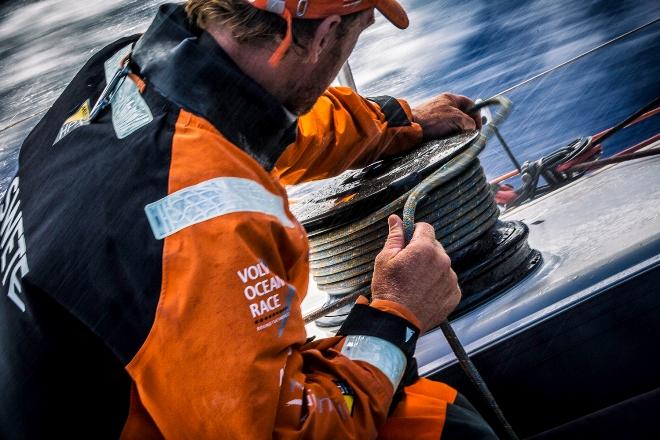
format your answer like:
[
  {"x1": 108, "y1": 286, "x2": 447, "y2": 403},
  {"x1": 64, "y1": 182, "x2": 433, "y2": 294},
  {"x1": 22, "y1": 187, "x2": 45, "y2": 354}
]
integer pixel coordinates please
[
  {"x1": 341, "y1": 335, "x2": 407, "y2": 388},
  {"x1": 145, "y1": 177, "x2": 294, "y2": 240},
  {"x1": 265, "y1": 0, "x2": 285, "y2": 14}
]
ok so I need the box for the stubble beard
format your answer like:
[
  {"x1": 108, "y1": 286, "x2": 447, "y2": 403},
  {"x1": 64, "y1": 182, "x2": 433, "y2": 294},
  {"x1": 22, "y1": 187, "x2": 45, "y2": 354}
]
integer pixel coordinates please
[{"x1": 283, "y1": 43, "x2": 346, "y2": 116}]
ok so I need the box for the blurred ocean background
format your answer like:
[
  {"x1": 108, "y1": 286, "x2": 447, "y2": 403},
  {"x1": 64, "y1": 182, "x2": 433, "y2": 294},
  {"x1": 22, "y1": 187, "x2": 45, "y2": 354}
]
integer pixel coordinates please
[
  {"x1": 1, "y1": 0, "x2": 658, "y2": 191},
  {"x1": 351, "y1": 0, "x2": 659, "y2": 179}
]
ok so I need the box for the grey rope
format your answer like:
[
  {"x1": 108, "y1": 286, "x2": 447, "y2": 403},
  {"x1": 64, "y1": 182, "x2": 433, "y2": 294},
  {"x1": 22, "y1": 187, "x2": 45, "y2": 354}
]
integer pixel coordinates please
[
  {"x1": 303, "y1": 99, "x2": 511, "y2": 322},
  {"x1": 402, "y1": 97, "x2": 519, "y2": 440},
  {"x1": 305, "y1": 97, "x2": 518, "y2": 438}
]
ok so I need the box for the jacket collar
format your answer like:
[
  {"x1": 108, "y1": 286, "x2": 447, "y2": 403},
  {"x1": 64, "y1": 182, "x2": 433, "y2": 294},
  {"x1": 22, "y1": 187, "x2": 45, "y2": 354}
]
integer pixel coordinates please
[{"x1": 132, "y1": 3, "x2": 297, "y2": 171}]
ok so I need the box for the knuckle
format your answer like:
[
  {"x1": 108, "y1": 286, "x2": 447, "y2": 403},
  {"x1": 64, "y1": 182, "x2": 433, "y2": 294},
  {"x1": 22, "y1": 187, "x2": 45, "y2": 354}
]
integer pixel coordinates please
[
  {"x1": 417, "y1": 221, "x2": 433, "y2": 233},
  {"x1": 438, "y1": 252, "x2": 451, "y2": 269},
  {"x1": 425, "y1": 245, "x2": 437, "y2": 259},
  {"x1": 373, "y1": 251, "x2": 391, "y2": 269},
  {"x1": 439, "y1": 92, "x2": 455, "y2": 105},
  {"x1": 454, "y1": 287, "x2": 462, "y2": 303},
  {"x1": 458, "y1": 94, "x2": 472, "y2": 104},
  {"x1": 410, "y1": 243, "x2": 432, "y2": 261},
  {"x1": 450, "y1": 293, "x2": 461, "y2": 310}
]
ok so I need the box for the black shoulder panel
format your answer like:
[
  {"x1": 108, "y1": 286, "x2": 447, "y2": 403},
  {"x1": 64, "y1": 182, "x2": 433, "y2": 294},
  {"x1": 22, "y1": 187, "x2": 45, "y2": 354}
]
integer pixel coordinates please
[
  {"x1": 17, "y1": 36, "x2": 175, "y2": 362},
  {"x1": 0, "y1": 35, "x2": 176, "y2": 437},
  {"x1": 0, "y1": 284, "x2": 131, "y2": 438}
]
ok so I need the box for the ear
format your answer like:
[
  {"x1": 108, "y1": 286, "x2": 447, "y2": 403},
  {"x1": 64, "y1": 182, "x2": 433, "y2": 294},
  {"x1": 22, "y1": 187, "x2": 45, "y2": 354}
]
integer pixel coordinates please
[{"x1": 305, "y1": 15, "x2": 342, "y2": 64}]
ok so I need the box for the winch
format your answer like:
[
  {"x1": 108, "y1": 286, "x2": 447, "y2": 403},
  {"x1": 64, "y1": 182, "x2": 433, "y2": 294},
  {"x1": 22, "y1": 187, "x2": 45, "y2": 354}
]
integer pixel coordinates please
[{"x1": 292, "y1": 112, "x2": 542, "y2": 329}]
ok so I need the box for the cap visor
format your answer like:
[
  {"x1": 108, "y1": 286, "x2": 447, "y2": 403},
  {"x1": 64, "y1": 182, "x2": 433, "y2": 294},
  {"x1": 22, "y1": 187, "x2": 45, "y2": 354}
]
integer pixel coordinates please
[{"x1": 376, "y1": 0, "x2": 409, "y2": 29}]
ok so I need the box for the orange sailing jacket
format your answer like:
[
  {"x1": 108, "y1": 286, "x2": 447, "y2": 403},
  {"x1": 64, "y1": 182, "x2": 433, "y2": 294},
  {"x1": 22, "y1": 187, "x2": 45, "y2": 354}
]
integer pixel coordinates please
[{"x1": 0, "y1": 4, "x2": 437, "y2": 439}]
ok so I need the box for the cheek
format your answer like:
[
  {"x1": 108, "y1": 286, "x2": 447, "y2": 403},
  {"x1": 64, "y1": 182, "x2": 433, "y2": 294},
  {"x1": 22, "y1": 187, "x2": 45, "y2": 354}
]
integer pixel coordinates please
[{"x1": 342, "y1": 33, "x2": 361, "y2": 57}]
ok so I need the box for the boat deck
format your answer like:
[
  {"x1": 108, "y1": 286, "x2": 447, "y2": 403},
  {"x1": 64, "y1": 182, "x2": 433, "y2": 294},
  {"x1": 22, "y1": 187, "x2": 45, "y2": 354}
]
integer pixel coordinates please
[
  {"x1": 301, "y1": 141, "x2": 660, "y2": 436},
  {"x1": 416, "y1": 142, "x2": 660, "y2": 376}
]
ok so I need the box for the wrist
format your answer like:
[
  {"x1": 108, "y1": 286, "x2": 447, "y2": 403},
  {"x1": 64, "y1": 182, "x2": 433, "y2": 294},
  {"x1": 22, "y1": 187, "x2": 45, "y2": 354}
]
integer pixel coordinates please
[
  {"x1": 338, "y1": 304, "x2": 420, "y2": 391},
  {"x1": 340, "y1": 335, "x2": 407, "y2": 389},
  {"x1": 410, "y1": 107, "x2": 427, "y2": 135},
  {"x1": 337, "y1": 304, "x2": 420, "y2": 358},
  {"x1": 370, "y1": 298, "x2": 422, "y2": 331}
]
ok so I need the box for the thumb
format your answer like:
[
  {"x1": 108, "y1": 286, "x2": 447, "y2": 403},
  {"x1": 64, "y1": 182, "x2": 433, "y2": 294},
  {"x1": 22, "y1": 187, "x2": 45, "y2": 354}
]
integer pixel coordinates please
[{"x1": 381, "y1": 215, "x2": 406, "y2": 256}]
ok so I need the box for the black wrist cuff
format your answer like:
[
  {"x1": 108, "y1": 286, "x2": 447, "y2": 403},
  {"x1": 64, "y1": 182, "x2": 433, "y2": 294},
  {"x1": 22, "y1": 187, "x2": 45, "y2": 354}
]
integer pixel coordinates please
[
  {"x1": 367, "y1": 95, "x2": 412, "y2": 128},
  {"x1": 336, "y1": 304, "x2": 420, "y2": 358}
]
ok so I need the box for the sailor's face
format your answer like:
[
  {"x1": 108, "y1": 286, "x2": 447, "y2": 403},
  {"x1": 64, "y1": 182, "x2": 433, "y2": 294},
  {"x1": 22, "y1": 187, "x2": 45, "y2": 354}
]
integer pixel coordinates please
[
  {"x1": 285, "y1": 9, "x2": 376, "y2": 114},
  {"x1": 334, "y1": 8, "x2": 377, "y2": 64}
]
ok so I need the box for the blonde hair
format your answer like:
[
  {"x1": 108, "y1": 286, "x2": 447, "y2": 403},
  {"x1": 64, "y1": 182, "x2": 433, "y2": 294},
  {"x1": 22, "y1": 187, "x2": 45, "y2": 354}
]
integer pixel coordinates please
[{"x1": 185, "y1": 0, "x2": 358, "y2": 45}]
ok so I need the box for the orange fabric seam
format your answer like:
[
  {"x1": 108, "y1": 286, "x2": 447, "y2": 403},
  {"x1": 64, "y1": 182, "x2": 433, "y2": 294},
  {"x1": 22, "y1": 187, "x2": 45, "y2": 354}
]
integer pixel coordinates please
[
  {"x1": 128, "y1": 73, "x2": 147, "y2": 94},
  {"x1": 396, "y1": 98, "x2": 415, "y2": 121},
  {"x1": 125, "y1": 117, "x2": 179, "y2": 375}
]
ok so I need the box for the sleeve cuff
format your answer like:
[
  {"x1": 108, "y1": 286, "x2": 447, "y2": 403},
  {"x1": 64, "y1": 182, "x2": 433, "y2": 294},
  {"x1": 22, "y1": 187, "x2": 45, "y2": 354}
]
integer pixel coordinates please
[
  {"x1": 396, "y1": 98, "x2": 415, "y2": 122},
  {"x1": 337, "y1": 304, "x2": 420, "y2": 358},
  {"x1": 396, "y1": 98, "x2": 424, "y2": 142},
  {"x1": 367, "y1": 95, "x2": 413, "y2": 128},
  {"x1": 369, "y1": 299, "x2": 422, "y2": 331}
]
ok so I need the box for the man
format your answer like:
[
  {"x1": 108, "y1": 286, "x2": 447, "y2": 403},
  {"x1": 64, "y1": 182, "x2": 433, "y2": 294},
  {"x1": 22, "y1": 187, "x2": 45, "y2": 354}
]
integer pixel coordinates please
[{"x1": 0, "y1": 0, "x2": 496, "y2": 438}]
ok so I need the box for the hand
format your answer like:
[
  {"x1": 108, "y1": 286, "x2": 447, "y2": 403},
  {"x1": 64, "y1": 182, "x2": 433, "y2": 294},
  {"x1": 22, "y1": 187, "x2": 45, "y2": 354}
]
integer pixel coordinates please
[
  {"x1": 412, "y1": 93, "x2": 482, "y2": 140},
  {"x1": 371, "y1": 215, "x2": 461, "y2": 333}
]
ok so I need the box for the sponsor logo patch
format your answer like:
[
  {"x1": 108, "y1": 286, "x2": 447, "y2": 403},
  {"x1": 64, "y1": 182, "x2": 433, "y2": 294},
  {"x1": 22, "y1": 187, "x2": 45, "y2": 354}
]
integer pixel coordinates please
[
  {"x1": 334, "y1": 380, "x2": 355, "y2": 416},
  {"x1": 53, "y1": 99, "x2": 91, "y2": 145},
  {"x1": 0, "y1": 177, "x2": 29, "y2": 312},
  {"x1": 236, "y1": 260, "x2": 291, "y2": 332}
]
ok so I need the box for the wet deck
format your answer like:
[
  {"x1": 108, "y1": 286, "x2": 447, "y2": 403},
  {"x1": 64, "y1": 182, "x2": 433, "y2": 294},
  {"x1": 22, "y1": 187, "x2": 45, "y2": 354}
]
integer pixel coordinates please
[{"x1": 416, "y1": 142, "x2": 660, "y2": 375}]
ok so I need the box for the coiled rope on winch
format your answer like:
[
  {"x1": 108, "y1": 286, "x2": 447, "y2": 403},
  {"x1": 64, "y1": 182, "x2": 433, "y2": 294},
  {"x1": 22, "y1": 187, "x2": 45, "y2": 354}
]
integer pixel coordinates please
[
  {"x1": 303, "y1": 97, "x2": 521, "y2": 439},
  {"x1": 310, "y1": 159, "x2": 498, "y2": 293},
  {"x1": 304, "y1": 97, "x2": 528, "y2": 324},
  {"x1": 402, "y1": 97, "x2": 519, "y2": 440}
]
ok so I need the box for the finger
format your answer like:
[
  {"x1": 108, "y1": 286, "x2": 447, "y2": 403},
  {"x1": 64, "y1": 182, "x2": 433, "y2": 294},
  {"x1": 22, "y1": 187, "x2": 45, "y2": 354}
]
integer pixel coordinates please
[
  {"x1": 449, "y1": 268, "x2": 459, "y2": 286},
  {"x1": 381, "y1": 215, "x2": 406, "y2": 254},
  {"x1": 445, "y1": 93, "x2": 481, "y2": 129},
  {"x1": 472, "y1": 110, "x2": 483, "y2": 129},
  {"x1": 447, "y1": 94, "x2": 475, "y2": 113},
  {"x1": 450, "y1": 111, "x2": 477, "y2": 132},
  {"x1": 433, "y1": 246, "x2": 452, "y2": 272},
  {"x1": 410, "y1": 222, "x2": 436, "y2": 244},
  {"x1": 460, "y1": 112, "x2": 477, "y2": 131}
]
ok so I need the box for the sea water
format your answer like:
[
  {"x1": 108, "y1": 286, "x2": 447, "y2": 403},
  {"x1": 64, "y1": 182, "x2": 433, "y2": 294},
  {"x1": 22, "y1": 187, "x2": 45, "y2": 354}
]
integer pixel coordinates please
[{"x1": 1, "y1": 0, "x2": 658, "y2": 188}]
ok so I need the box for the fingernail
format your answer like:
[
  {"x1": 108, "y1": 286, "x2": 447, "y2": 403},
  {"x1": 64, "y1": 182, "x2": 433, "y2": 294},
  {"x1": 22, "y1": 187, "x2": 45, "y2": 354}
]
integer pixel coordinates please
[{"x1": 388, "y1": 216, "x2": 396, "y2": 229}]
